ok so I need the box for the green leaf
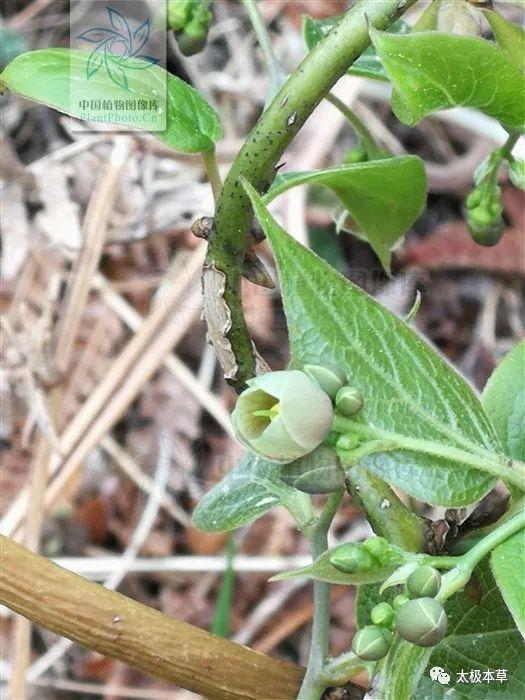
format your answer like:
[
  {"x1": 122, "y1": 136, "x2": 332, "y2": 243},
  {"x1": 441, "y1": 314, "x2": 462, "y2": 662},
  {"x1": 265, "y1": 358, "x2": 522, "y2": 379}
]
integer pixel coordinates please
[
  {"x1": 0, "y1": 49, "x2": 222, "y2": 153},
  {"x1": 485, "y1": 9, "x2": 525, "y2": 71},
  {"x1": 482, "y1": 341, "x2": 525, "y2": 462},
  {"x1": 271, "y1": 548, "x2": 397, "y2": 585},
  {"x1": 192, "y1": 452, "x2": 310, "y2": 532},
  {"x1": 416, "y1": 561, "x2": 525, "y2": 698},
  {"x1": 380, "y1": 638, "x2": 432, "y2": 700},
  {"x1": 491, "y1": 529, "x2": 525, "y2": 639},
  {"x1": 302, "y1": 16, "x2": 408, "y2": 81},
  {"x1": 264, "y1": 156, "x2": 427, "y2": 273},
  {"x1": 371, "y1": 30, "x2": 525, "y2": 132},
  {"x1": 244, "y1": 182, "x2": 501, "y2": 507}
]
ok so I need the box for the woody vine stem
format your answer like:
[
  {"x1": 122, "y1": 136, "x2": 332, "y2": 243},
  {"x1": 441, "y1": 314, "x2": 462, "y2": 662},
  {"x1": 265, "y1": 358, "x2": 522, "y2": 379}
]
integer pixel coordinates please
[
  {"x1": 204, "y1": 0, "x2": 418, "y2": 391},
  {"x1": 205, "y1": 2, "x2": 420, "y2": 698}
]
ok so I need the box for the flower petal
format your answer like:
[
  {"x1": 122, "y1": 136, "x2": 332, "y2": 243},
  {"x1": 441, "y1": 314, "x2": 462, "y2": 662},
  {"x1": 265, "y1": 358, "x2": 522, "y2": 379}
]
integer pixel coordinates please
[
  {"x1": 251, "y1": 415, "x2": 304, "y2": 462},
  {"x1": 231, "y1": 386, "x2": 275, "y2": 440},
  {"x1": 280, "y1": 373, "x2": 333, "y2": 449}
]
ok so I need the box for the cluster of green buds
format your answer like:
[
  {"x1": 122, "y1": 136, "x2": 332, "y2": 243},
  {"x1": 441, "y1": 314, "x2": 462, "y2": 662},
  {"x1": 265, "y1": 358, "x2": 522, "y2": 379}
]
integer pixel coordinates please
[
  {"x1": 167, "y1": 0, "x2": 212, "y2": 56},
  {"x1": 465, "y1": 149, "x2": 507, "y2": 246},
  {"x1": 231, "y1": 364, "x2": 364, "y2": 492},
  {"x1": 395, "y1": 565, "x2": 447, "y2": 647},
  {"x1": 330, "y1": 536, "x2": 398, "y2": 574},
  {"x1": 350, "y1": 564, "x2": 448, "y2": 663},
  {"x1": 351, "y1": 597, "x2": 397, "y2": 661},
  {"x1": 465, "y1": 186, "x2": 504, "y2": 246}
]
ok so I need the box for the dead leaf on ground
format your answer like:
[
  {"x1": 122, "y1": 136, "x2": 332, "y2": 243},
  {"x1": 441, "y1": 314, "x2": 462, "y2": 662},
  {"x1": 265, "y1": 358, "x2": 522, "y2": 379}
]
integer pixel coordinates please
[{"x1": 403, "y1": 224, "x2": 525, "y2": 276}]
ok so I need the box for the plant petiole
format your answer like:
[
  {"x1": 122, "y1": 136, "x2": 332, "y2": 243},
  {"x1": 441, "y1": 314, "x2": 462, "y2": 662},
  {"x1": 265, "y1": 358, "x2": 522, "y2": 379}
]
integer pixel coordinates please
[
  {"x1": 297, "y1": 489, "x2": 343, "y2": 699},
  {"x1": 326, "y1": 92, "x2": 384, "y2": 160},
  {"x1": 332, "y1": 415, "x2": 525, "y2": 491},
  {"x1": 438, "y1": 509, "x2": 525, "y2": 602}
]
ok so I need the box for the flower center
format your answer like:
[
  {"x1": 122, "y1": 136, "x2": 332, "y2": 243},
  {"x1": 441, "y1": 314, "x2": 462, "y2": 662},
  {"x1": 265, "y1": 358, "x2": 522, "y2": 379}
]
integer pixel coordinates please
[{"x1": 252, "y1": 402, "x2": 280, "y2": 422}]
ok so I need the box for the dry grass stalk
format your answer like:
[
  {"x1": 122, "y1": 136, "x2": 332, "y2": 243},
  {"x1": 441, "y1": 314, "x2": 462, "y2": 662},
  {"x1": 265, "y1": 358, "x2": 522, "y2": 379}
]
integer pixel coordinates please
[
  {"x1": 98, "y1": 279, "x2": 233, "y2": 434},
  {"x1": 100, "y1": 436, "x2": 189, "y2": 525},
  {"x1": 8, "y1": 138, "x2": 132, "y2": 699},
  {"x1": 42, "y1": 277, "x2": 203, "y2": 516},
  {"x1": 1, "y1": 247, "x2": 204, "y2": 538}
]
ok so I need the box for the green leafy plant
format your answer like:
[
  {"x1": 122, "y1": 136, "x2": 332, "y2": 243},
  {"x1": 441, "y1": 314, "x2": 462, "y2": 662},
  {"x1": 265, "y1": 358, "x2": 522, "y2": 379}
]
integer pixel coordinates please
[{"x1": 2, "y1": 0, "x2": 524, "y2": 698}]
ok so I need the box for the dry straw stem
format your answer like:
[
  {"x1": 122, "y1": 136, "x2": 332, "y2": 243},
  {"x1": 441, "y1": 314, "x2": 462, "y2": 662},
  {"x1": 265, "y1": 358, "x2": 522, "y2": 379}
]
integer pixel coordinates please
[
  {"x1": 1, "y1": 247, "x2": 205, "y2": 538},
  {"x1": 98, "y1": 278, "x2": 233, "y2": 435},
  {"x1": 8, "y1": 138, "x2": 132, "y2": 699},
  {"x1": 100, "y1": 436, "x2": 189, "y2": 524},
  {"x1": 0, "y1": 536, "x2": 304, "y2": 700},
  {"x1": 41, "y1": 282, "x2": 202, "y2": 516}
]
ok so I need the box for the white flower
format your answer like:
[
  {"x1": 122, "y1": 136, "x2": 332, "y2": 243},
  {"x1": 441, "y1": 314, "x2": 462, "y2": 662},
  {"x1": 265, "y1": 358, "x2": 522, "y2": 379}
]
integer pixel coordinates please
[{"x1": 231, "y1": 370, "x2": 334, "y2": 463}]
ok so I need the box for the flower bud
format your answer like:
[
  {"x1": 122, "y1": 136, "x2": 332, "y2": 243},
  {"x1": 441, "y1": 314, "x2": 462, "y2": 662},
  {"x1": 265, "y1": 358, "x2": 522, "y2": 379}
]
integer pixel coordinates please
[
  {"x1": 175, "y1": 26, "x2": 208, "y2": 56},
  {"x1": 396, "y1": 598, "x2": 447, "y2": 647},
  {"x1": 335, "y1": 386, "x2": 364, "y2": 416},
  {"x1": 304, "y1": 363, "x2": 347, "y2": 400},
  {"x1": 466, "y1": 180, "x2": 505, "y2": 247},
  {"x1": 167, "y1": 0, "x2": 193, "y2": 29},
  {"x1": 467, "y1": 204, "x2": 505, "y2": 246},
  {"x1": 168, "y1": 0, "x2": 212, "y2": 56},
  {"x1": 363, "y1": 536, "x2": 390, "y2": 560},
  {"x1": 231, "y1": 370, "x2": 334, "y2": 464},
  {"x1": 329, "y1": 543, "x2": 376, "y2": 574},
  {"x1": 393, "y1": 594, "x2": 409, "y2": 610},
  {"x1": 407, "y1": 566, "x2": 441, "y2": 599},
  {"x1": 280, "y1": 446, "x2": 344, "y2": 494},
  {"x1": 371, "y1": 602, "x2": 395, "y2": 628},
  {"x1": 351, "y1": 625, "x2": 392, "y2": 661}
]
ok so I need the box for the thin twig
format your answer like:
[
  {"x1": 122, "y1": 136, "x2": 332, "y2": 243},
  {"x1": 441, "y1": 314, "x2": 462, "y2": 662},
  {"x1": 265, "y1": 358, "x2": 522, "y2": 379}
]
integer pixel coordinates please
[
  {"x1": 242, "y1": 0, "x2": 286, "y2": 102},
  {"x1": 26, "y1": 678, "x2": 177, "y2": 700},
  {"x1": 326, "y1": 92, "x2": 382, "y2": 159},
  {"x1": 55, "y1": 138, "x2": 132, "y2": 372},
  {"x1": 233, "y1": 580, "x2": 306, "y2": 646},
  {"x1": 201, "y1": 147, "x2": 223, "y2": 202},
  {"x1": 42, "y1": 284, "x2": 202, "y2": 519},
  {"x1": 9, "y1": 0, "x2": 53, "y2": 29}
]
